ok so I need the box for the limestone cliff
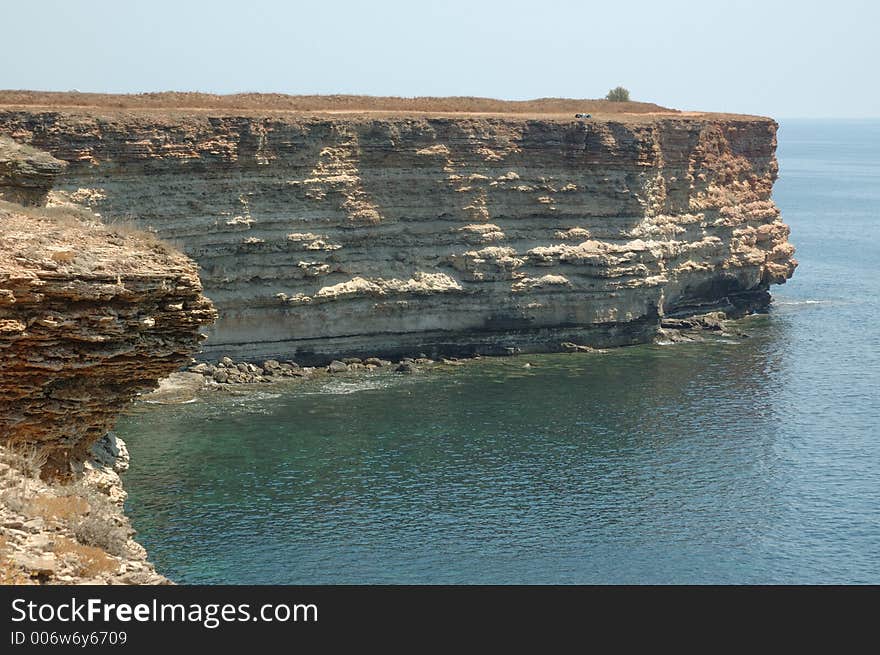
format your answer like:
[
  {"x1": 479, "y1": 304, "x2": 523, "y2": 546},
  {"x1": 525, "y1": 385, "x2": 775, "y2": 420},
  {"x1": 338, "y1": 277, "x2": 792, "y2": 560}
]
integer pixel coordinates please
[{"x1": 0, "y1": 97, "x2": 796, "y2": 363}]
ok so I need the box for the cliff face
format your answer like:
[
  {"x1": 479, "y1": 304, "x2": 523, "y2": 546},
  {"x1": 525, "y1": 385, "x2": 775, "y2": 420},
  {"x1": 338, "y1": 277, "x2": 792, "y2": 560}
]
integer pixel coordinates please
[{"x1": 0, "y1": 107, "x2": 796, "y2": 363}]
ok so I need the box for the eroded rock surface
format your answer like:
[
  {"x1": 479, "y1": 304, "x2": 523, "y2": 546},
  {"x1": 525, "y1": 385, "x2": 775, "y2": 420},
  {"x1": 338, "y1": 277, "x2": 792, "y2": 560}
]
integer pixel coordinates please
[
  {"x1": 0, "y1": 435, "x2": 169, "y2": 584},
  {"x1": 0, "y1": 105, "x2": 796, "y2": 363},
  {"x1": 0, "y1": 138, "x2": 215, "y2": 583}
]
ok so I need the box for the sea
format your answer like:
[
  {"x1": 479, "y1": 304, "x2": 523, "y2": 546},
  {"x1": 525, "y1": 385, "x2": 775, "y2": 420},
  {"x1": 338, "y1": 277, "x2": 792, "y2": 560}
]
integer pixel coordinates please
[{"x1": 116, "y1": 120, "x2": 880, "y2": 584}]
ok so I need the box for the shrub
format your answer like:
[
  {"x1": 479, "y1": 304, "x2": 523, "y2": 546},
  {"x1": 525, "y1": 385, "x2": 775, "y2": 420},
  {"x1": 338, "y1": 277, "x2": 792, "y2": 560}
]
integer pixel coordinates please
[
  {"x1": 605, "y1": 86, "x2": 631, "y2": 102},
  {"x1": 27, "y1": 495, "x2": 90, "y2": 522},
  {"x1": 69, "y1": 513, "x2": 129, "y2": 559},
  {"x1": 59, "y1": 482, "x2": 130, "y2": 557},
  {"x1": 0, "y1": 444, "x2": 47, "y2": 479}
]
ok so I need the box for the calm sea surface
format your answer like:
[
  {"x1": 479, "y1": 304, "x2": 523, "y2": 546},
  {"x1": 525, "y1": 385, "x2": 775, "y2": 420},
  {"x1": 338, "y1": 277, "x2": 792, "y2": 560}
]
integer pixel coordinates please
[{"x1": 117, "y1": 120, "x2": 880, "y2": 583}]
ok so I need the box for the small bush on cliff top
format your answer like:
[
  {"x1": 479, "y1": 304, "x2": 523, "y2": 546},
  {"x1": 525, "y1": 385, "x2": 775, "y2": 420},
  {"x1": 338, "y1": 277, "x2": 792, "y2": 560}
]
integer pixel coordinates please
[{"x1": 605, "y1": 86, "x2": 631, "y2": 102}]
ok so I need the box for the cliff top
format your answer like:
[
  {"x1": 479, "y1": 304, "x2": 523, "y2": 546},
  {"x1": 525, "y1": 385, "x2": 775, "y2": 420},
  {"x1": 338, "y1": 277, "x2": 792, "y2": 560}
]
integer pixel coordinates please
[
  {"x1": 0, "y1": 91, "x2": 768, "y2": 123},
  {"x1": 0, "y1": 199, "x2": 191, "y2": 279}
]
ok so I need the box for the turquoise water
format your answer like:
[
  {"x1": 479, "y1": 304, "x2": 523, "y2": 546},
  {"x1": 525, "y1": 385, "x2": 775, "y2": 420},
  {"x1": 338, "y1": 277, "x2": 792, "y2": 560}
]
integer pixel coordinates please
[{"x1": 117, "y1": 120, "x2": 880, "y2": 584}]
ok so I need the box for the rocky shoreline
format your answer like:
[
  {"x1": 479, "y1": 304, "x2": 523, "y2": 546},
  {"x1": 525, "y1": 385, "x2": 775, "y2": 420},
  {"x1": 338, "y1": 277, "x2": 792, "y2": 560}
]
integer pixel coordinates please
[
  {"x1": 0, "y1": 434, "x2": 168, "y2": 585},
  {"x1": 189, "y1": 353, "x2": 452, "y2": 385},
  {"x1": 142, "y1": 309, "x2": 753, "y2": 400},
  {"x1": 1, "y1": 98, "x2": 794, "y2": 586}
]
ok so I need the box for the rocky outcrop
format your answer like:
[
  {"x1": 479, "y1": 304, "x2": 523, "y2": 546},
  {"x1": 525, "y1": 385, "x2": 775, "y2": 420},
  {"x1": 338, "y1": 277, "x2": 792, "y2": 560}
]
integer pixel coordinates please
[
  {"x1": 0, "y1": 435, "x2": 169, "y2": 584},
  {"x1": 0, "y1": 136, "x2": 67, "y2": 206},
  {"x1": 0, "y1": 99, "x2": 796, "y2": 363},
  {"x1": 0, "y1": 134, "x2": 216, "y2": 475},
  {"x1": 0, "y1": 198, "x2": 215, "y2": 473}
]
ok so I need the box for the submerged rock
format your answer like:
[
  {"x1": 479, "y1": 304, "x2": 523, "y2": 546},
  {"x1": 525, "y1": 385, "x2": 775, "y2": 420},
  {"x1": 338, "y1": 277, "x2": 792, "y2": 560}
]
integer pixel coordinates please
[{"x1": 142, "y1": 372, "x2": 206, "y2": 404}]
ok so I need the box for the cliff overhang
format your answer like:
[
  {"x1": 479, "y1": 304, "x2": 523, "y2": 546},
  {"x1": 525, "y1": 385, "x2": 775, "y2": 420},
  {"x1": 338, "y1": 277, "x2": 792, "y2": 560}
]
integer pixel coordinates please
[
  {"x1": 0, "y1": 135, "x2": 216, "y2": 471},
  {"x1": 0, "y1": 134, "x2": 216, "y2": 583}
]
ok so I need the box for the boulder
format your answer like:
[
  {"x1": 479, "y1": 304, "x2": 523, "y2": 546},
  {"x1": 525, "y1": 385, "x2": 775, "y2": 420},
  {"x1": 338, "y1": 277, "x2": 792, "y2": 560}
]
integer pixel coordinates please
[{"x1": 15, "y1": 552, "x2": 58, "y2": 575}]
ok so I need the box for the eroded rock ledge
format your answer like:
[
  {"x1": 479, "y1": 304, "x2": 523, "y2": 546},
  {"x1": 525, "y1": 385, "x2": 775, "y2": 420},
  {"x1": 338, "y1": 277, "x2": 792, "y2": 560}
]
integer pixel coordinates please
[
  {"x1": 0, "y1": 199, "x2": 216, "y2": 472},
  {"x1": 0, "y1": 136, "x2": 67, "y2": 206},
  {"x1": 0, "y1": 105, "x2": 796, "y2": 363}
]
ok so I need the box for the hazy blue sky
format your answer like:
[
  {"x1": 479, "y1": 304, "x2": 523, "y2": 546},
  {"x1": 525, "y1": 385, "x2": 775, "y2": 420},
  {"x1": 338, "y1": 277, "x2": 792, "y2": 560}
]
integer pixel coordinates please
[{"x1": 4, "y1": 0, "x2": 877, "y2": 117}]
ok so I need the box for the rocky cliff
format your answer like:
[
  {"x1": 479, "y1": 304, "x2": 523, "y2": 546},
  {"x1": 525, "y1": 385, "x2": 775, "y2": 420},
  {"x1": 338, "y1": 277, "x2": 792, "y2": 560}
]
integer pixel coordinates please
[
  {"x1": 0, "y1": 135, "x2": 215, "y2": 583},
  {"x1": 0, "y1": 136, "x2": 67, "y2": 206},
  {"x1": 0, "y1": 196, "x2": 215, "y2": 473},
  {"x1": 0, "y1": 97, "x2": 796, "y2": 363}
]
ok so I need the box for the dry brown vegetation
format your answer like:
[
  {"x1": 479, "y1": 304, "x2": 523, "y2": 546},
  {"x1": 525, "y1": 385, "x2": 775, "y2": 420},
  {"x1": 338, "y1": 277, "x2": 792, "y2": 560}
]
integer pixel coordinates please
[
  {"x1": 53, "y1": 536, "x2": 119, "y2": 578},
  {"x1": 2, "y1": 447, "x2": 131, "y2": 562},
  {"x1": 0, "y1": 197, "x2": 97, "y2": 226},
  {"x1": 1, "y1": 451, "x2": 130, "y2": 583},
  {"x1": 1, "y1": 481, "x2": 130, "y2": 557},
  {"x1": 101, "y1": 218, "x2": 179, "y2": 256},
  {"x1": 0, "y1": 444, "x2": 47, "y2": 479},
  {"x1": 0, "y1": 199, "x2": 181, "y2": 264},
  {"x1": 0, "y1": 90, "x2": 677, "y2": 116},
  {"x1": 22, "y1": 495, "x2": 90, "y2": 522},
  {"x1": 1, "y1": 439, "x2": 165, "y2": 583}
]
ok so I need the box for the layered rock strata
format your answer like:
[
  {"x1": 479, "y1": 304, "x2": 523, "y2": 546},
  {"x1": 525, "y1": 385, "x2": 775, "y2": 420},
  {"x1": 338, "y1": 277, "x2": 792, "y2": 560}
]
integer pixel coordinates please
[
  {"x1": 0, "y1": 104, "x2": 796, "y2": 363},
  {"x1": 0, "y1": 137, "x2": 214, "y2": 583},
  {"x1": 0, "y1": 136, "x2": 67, "y2": 206}
]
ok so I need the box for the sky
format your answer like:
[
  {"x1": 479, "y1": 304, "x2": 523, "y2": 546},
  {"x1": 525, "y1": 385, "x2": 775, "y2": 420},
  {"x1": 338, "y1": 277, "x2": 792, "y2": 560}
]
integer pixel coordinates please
[{"x1": 3, "y1": 0, "x2": 878, "y2": 118}]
